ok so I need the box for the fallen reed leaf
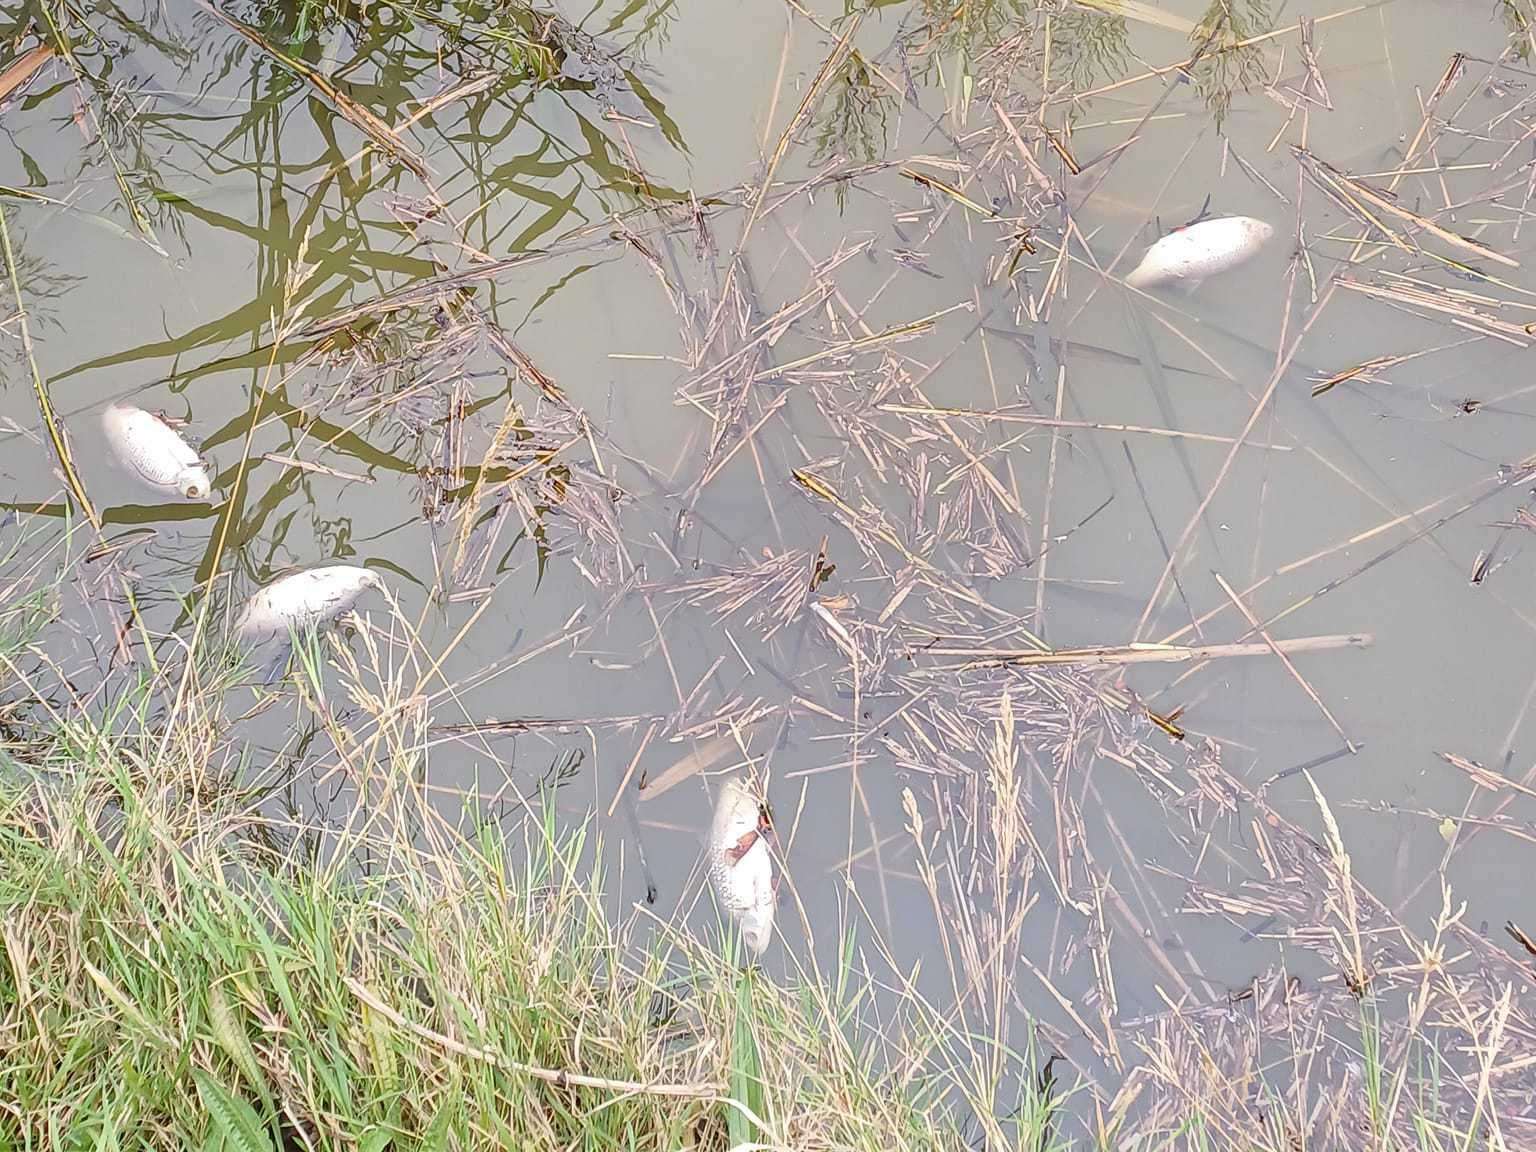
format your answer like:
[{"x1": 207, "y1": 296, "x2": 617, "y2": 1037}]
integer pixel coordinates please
[
  {"x1": 1076, "y1": 0, "x2": 1195, "y2": 34},
  {"x1": 638, "y1": 733, "x2": 745, "y2": 802},
  {"x1": 0, "y1": 44, "x2": 52, "y2": 105}
]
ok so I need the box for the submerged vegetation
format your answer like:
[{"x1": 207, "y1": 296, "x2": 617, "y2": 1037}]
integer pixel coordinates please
[
  {"x1": 1189, "y1": 0, "x2": 1276, "y2": 127},
  {"x1": 0, "y1": 552, "x2": 1528, "y2": 1149},
  {"x1": 4, "y1": 0, "x2": 1536, "y2": 1147},
  {"x1": 0, "y1": 605, "x2": 1025, "y2": 1150}
]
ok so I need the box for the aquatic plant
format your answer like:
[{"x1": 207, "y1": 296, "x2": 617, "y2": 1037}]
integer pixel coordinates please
[
  {"x1": 811, "y1": 50, "x2": 896, "y2": 168},
  {"x1": 1189, "y1": 0, "x2": 1274, "y2": 129}
]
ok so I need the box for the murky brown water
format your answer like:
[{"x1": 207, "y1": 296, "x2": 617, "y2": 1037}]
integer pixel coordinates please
[{"x1": 7, "y1": 0, "x2": 1536, "y2": 1111}]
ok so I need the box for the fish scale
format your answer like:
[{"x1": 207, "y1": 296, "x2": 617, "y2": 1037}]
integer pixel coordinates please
[
  {"x1": 706, "y1": 776, "x2": 776, "y2": 957},
  {"x1": 101, "y1": 403, "x2": 211, "y2": 501},
  {"x1": 236, "y1": 565, "x2": 384, "y2": 645}
]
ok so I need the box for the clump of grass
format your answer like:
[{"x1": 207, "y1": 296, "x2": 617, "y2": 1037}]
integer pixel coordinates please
[{"x1": 0, "y1": 590, "x2": 1019, "y2": 1151}]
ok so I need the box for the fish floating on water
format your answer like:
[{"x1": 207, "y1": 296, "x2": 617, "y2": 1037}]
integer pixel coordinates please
[
  {"x1": 101, "y1": 403, "x2": 212, "y2": 501},
  {"x1": 706, "y1": 775, "x2": 777, "y2": 958},
  {"x1": 236, "y1": 565, "x2": 383, "y2": 646},
  {"x1": 1124, "y1": 216, "x2": 1273, "y2": 291}
]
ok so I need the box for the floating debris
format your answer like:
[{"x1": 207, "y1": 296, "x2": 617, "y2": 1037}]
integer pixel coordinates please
[
  {"x1": 1124, "y1": 216, "x2": 1273, "y2": 290},
  {"x1": 235, "y1": 565, "x2": 383, "y2": 646},
  {"x1": 706, "y1": 776, "x2": 776, "y2": 958},
  {"x1": 100, "y1": 403, "x2": 212, "y2": 501}
]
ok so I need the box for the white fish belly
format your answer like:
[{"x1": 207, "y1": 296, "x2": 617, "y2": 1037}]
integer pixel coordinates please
[
  {"x1": 102, "y1": 404, "x2": 211, "y2": 500},
  {"x1": 237, "y1": 566, "x2": 379, "y2": 642},
  {"x1": 1125, "y1": 217, "x2": 1272, "y2": 289}
]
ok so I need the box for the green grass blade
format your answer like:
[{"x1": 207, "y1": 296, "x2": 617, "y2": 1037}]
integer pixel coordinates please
[{"x1": 193, "y1": 1071, "x2": 274, "y2": 1152}]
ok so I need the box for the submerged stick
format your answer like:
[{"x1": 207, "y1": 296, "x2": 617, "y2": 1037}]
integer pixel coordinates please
[
  {"x1": 1214, "y1": 573, "x2": 1358, "y2": 750},
  {"x1": 1124, "y1": 442, "x2": 1202, "y2": 639},
  {"x1": 881, "y1": 405, "x2": 1290, "y2": 448},
  {"x1": 919, "y1": 633, "x2": 1370, "y2": 669},
  {"x1": 1132, "y1": 264, "x2": 1336, "y2": 640},
  {"x1": 1035, "y1": 365, "x2": 1067, "y2": 633}
]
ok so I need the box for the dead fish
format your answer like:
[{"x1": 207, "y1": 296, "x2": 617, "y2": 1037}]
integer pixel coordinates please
[
  {"x1": 706, "y1": 776, "x2": 776, "y2": 957},
  {"x1": 236, "y1": 565, "x2": 383, "y2": 646},
  {"x1": 1124, "y1": 216, "x2": 1273, "y2": 290},
  {"x1": 101, "y1": 403, "x2": 212, "y2": 501}
]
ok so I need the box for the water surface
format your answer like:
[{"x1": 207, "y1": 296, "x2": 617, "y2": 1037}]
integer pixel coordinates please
[{"x1": 5, "y1": 0, "x2": 1536, "y2": 1131}]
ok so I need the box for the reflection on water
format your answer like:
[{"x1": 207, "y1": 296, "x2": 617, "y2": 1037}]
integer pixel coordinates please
[{"x1": 7, "y1": 0, "x2": 1536, "y2": 1139}]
